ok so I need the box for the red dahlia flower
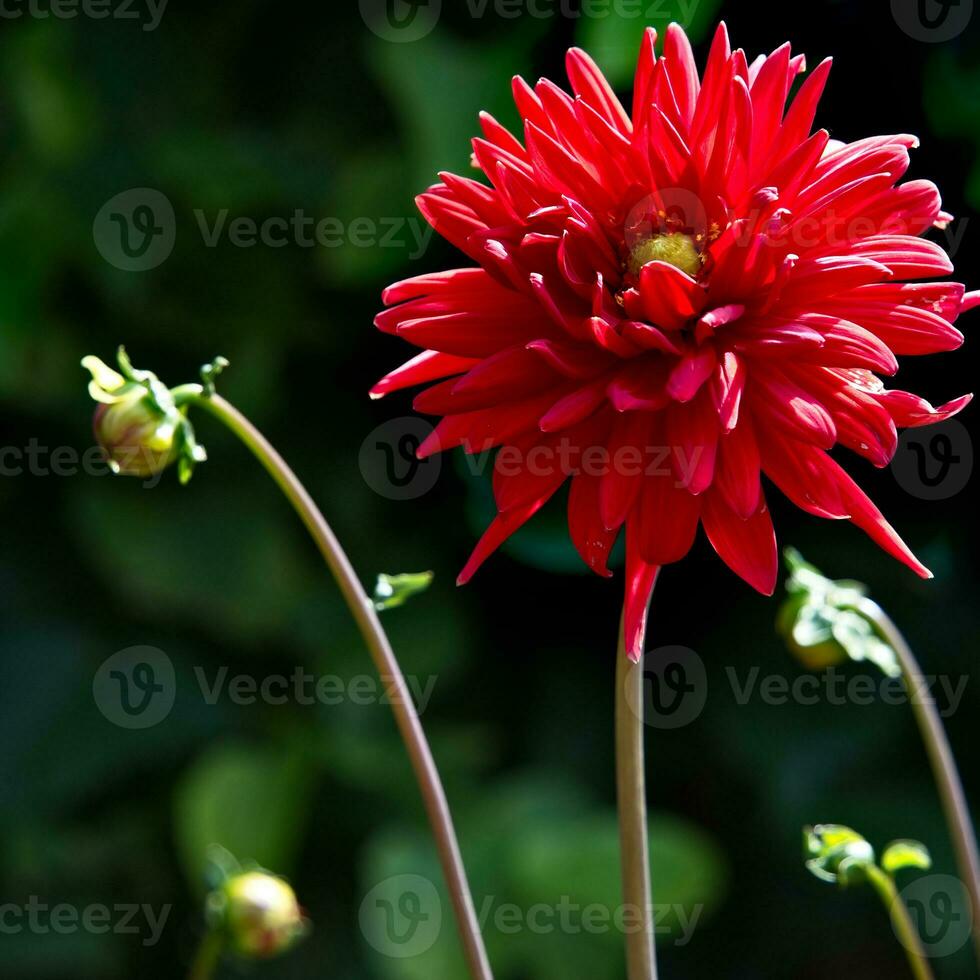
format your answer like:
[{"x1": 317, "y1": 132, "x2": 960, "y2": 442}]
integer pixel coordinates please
[{"x1": 372, "y1": 23, "x2": 975, "y2": 660}]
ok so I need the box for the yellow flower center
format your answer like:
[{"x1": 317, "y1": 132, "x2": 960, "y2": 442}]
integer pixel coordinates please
[{"x1": 628, "y1": 231, "x2": 702, "y2": 278}]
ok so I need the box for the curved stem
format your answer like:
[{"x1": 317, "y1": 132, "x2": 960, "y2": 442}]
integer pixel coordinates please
[
  {"x1": 615, "y1": 610, "x2": 658, "y2": 980},
  {"x1": 866, "y1": 865, "x2": 936, "y2": 980},
  {"x1": 857, "y1": 597, "x2": 980, "y2": 972},
  {"x1": 189, "y1": 391, "x2": 493, "y2": 980},
  {"x1": 187, "y1": 931, "x2": 223, "y2": 980}
]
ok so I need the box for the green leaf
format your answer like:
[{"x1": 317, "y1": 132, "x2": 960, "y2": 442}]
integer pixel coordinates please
[
  {"x1": 173, "y1": 740, "x2": 316, "y2": 892},
  {"x1": 374, "y1": 571, "x2": 435, "y2": 611},
  {"x1": 882, "y1": 840, "x2": 932, "y2": 875}
]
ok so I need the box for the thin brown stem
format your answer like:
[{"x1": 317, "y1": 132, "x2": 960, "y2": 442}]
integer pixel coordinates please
[
  {"x1": 192, "y1": 392, "x2": 493, "y2": 980},
  {"x1": 858, "y1": 597, "x2": 980, "y2": 973},
  {"x1": 615, "y1": 610, "x2": 658, "y2": 980}
]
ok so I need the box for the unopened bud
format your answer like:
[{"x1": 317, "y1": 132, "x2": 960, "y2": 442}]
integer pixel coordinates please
[
  {"x1": 82, "y1": 349, "x2": 207, "y2": 483},
  {"x1": 804, "y1": 824, "x2": 875, "y2": 887},
  {"x1": 777, "y1": 549, "x2": 900, "y2": 677},
  {"x1": 92, "y1": 388, "x2": 178, "y2": 477},
  {"x1": 217, "y1": 871, "x2": 307, "y2": 959}
]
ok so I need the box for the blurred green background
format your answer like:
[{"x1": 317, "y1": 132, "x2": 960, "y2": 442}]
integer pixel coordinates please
[{"x1": 1, "y1": 1, "x2": 978, "y2": 977}]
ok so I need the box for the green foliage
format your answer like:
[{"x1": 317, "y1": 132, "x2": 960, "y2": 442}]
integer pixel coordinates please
[
  {"x1": 374, "y1": 571, "x2": 435, "y2": 611},
  {"x1": 1, "y1": 5, "x2": 976, "y2": 979},
  {"x1": 881, "y1": 840, "x2": 933, "y2": 875},
  {"x1": 804, "y1": 824, "x2": 932, "y2": 889},
  {"x1": 360, "y1": 775, "x2": 728, "y2": 979},
  {"x1": 174, "y1": 741, "x2": 317, "y2": 891},
  {"x1": 778, "y1": 549, "x2": 900, "y2": 677}
]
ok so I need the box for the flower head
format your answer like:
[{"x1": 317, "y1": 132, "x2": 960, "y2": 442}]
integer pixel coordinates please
[
  {"x1": 212, "y1": 870, "x2": 307, "y2": 959},
  {"x1": 82, "y1": 347, "x2": 212, "y2": 483},
  {"x1": 373, "y1": 23, "x2": 974, "y2": 659}
]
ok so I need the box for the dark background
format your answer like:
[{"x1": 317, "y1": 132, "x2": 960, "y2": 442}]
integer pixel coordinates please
[{"x1": 1, "y1": 0, "x2": 978, "y2": 977}]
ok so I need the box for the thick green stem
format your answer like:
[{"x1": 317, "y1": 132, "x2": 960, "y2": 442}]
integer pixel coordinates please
[
  {"x1": 866, "y1": 865, "x2": 936, "y2": 980},
  {"x1": 187, "y1": 931, "x2": 223, "y2": 980},
  {"x1": 615, "y1": 611, "x2": 658, "y2": 980},
  {"x1": 184, "y1": 389, "x2": 493, "y2": 980},
  {"x1": 857, "y1": 597, "x2": 980, "y2": 972}
]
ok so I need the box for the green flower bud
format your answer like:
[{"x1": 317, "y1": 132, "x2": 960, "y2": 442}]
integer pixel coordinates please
[
  {"x1": 82, "y1": 349, "x2": 208, "y2": 483},
  {"x1": 804, "y1": 824, "x2": 876, "y2": 887},
  {"x1": 216, "y1": 871, "x2": 307, "y2": 959},
  {"x1": 92, "y1": 388, "x2": 178, "y2": 477},
  {"x1": 778, "y1": 549, "x2": 900, "y2": 677}
]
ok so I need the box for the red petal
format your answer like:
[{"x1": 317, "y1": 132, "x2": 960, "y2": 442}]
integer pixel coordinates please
[
  {"x1": 702, "y1": 493, "x2": 778, "y2": 595},
  {"x1": 715, "y1": 419, "x2": 762, "y2": 519},
  {"x1": 599, "y1": 411, "x2": 653, "y2": 530},
  {"x1": 667, "y1": 345, "x2": 717, "y2": 403},
  {"x1": 709, "y1": 351, "x2": 746, "y2": 431},
  {"x1": 623, "y1": 521, "x2": 660, "y2": 663},
  {"x1": 457, "y1": 495, "x2": 555, "y2": 585},
  {"x1": 636, "y1": 469, "x2": 702, "y2": 565},
  {"x1": 666, "y1": 394, "x2": 719, "y2": 495},
  {"x1": 876, "y1": 391, "x2": 972, "y2": 428},
  {"x1": 638, "y1": 261, "x2": 708, "y2": 330},
  {"x1": 568, "y1": 472, "x2": 617, "y2": 577},
  {"x1": 371, "y1": 351, "x2": 477, "y2": 400}
]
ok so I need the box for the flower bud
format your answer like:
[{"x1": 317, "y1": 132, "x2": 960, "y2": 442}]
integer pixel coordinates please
[
  {"x1": 777, "y1": 549, "x2": 900, "y2": 677},
  {"x1": 82, "y1": 349, "x2": 208, "y2": 483},
  {"x1": 804, "y1": 824, "x2": 876, "y2": 887},
  {"x1": 93, "y1": 389, "x2": 178, "y2": 478},
  {"x1": 218, "y1": 871, "x2": 306, "y2": 959}
]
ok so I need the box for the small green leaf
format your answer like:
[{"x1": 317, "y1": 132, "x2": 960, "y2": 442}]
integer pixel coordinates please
[
  {"x1": 373, "y1": 571, "x2": 434, "y2": 611},
  {"x1": 200, "y1": 355, "x2": 230, "y2": 396},
  {"x1": 882, "y1": 840, "x2": 932, "y2": 875}
]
